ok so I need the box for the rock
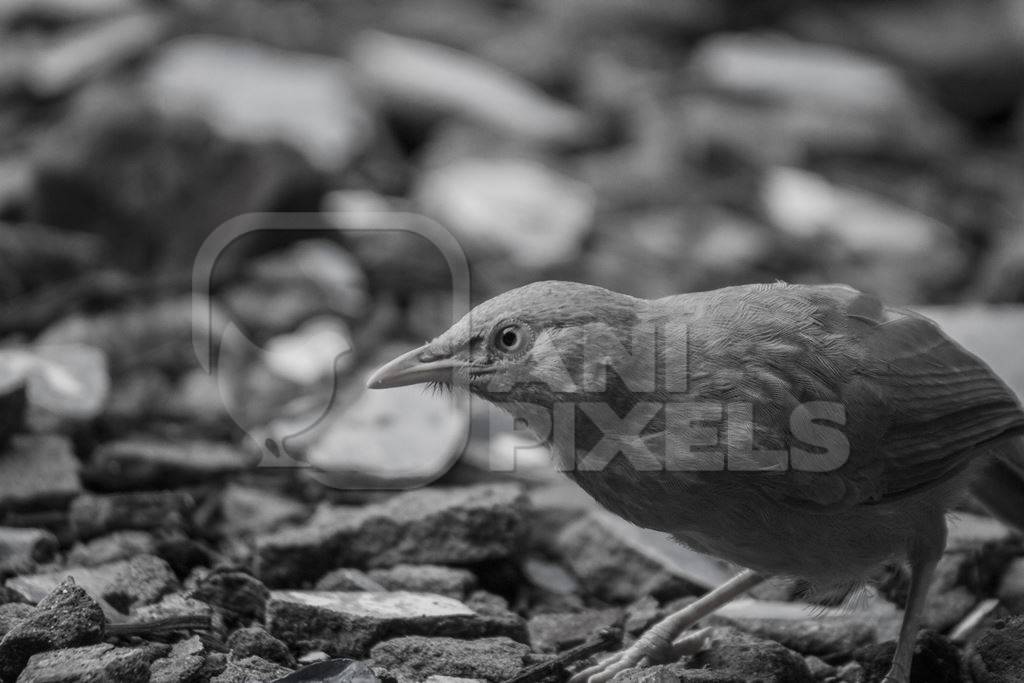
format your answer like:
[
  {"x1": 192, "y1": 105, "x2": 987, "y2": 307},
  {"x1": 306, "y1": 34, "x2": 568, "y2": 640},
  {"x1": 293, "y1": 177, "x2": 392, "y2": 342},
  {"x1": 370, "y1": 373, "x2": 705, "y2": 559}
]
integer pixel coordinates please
[
  {"x1": 150, "y1": 635, "x2": 207, "y2": 683},
  {"x1": 304, "y1": 376, "x2": 468, "y2": 491},
  {"x1": 521, "y1": 557, "x2": 581, "y2": 598},
  {"x1": 315, "y1": 569, "x2": 387, "y2": 593},
  {"x1": 687, "y1": 627, "x2": 814, "y2": 683},
  {"x1": 0, "y1": 435, "x2": 81, "y2": 513},
  {"x1": 266, "y1": 590, "x2": 526, "y2": 657},
  {"x1": 969, "y1": 616, "x2": 1024, "y2": 683},
  {"x1": 0, "y1": 602, "x2": 32, "y2": 638},
  {"x1": 66, "y1": 531, "x2": 157, "y2": 567},
  {"x1": 262, "y1": 317, "x2": 355, "y2": 386},
  {"x1": 857, "y1": 630, "x2": 961, "y2": 683},
  {"x1": 220, "y1": 484, "x2": 308, "y2": 538},
  {"x1": 714, "y1": 610, "x2": 876, "y2": 658},
  {"x1": 0, "y1": 578, "x2": 105, "y2": 681},
  {"x1": 689, "y1": 33, "x2": 959, "y2": 157},
  {"x1": 367, "y1": 565, "x2": 477, "y2": 600},
  {"x1": 0, "y1": 343, "x2": 109, "y2": 431},
  {"x1": 997, "y1": 557, "x2": 1024, "y2": 612},
  {"x1": 351, "y1": 31, "x2": 590, "y2": 147},
  {"x1": 212, "y1": 655, "x2": 294, "y2": 683},
  {"x1": 6, "y1": 555, "x2": 177, "y2": 614},
  {"x1": 0, "y1": 223, "x2": 103, "y2": 304},
  {"x1": 17, "y1": 642, "x2": 151, "y2": 682},
  {"x1": 0, "y1": 527, "x2": 58, "y2": 577},
  {"x1": 143, "y1": 36, "x2": 373, "y2": 173},
  {"x1": 415, "y1": 157, "x2": 594, "y2": 271},
  {"x1": 0, "y1": 586, "x2": 27, "y2": 606},
  {"x1": 100, "y1": 554, "x2": 179, "y2": 613},
  {"x1": 762, "y1": 167, "x2": 966, "y2": 304},
  {"x1": 0, "y1": 377, "x2": 25, "y2": 450},
  {"x1": 29, "y1": 95, "x2": 320, "y2": 275},
  {"x1": 527, "y1": 608, "x2": 622, "y2": 653},
  {"x1": 275, "y1": 658, "x2": 377, "y2": 682},
  {"x1": 191, "y1": 569, "x2": 270, "y2": 625},
  {"x1": 69, "y1": 491, "x2": 193, "y2": 540},
  {"x1": 85, "y1": 438, "x2": 254, "y2": 490},
  {"x1": 255, "y1": 484, "x2": 526, "y2": 586},
  {"x1": 227, "y1": 626, "x2": 296, "y2": 668},
  {"x1": 370, "y1": 636, "x2": 530, "y2": 682},
  {"x1": 127, "y1": 593, "x2": 216, "y2": 632},
  {"x1": 555, "y1": 514, "x2": 705, "y2": 604}
]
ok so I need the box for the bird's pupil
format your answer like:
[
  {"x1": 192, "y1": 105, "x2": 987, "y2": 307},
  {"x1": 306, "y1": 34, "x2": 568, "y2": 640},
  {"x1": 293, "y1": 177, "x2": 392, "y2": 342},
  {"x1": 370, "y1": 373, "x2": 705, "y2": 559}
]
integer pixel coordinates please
[{"x1": 501, "y1": 329, "x2": 518, "y2": 348}]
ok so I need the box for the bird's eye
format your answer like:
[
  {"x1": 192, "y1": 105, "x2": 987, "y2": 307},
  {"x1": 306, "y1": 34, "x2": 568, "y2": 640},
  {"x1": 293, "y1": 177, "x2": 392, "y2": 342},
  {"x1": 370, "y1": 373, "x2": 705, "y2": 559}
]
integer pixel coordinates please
[{"x1": 493, "y1": 323, "x2": 530, "y2": 354}]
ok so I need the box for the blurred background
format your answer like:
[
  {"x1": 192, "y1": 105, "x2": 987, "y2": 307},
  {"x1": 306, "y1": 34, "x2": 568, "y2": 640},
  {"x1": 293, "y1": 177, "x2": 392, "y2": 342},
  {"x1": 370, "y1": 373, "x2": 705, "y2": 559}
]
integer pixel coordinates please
[{"x1": 1, "y1": 1, "x2": 1024, "y2": 679}]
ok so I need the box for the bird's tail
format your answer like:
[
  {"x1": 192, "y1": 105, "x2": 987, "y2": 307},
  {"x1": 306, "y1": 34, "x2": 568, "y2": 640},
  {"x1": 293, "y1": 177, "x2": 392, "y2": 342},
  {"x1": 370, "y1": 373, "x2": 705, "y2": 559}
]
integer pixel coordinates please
[{"x1": 970, "y1": 435, "x2": 1024, "y2": 532}]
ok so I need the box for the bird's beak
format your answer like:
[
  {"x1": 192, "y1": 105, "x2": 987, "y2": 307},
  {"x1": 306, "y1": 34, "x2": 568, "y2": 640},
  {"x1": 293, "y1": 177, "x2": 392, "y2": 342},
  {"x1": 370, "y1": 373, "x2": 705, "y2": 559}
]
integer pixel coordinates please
[{"x1": 366, "y1": 344, "x2": 465, "y2": 389}]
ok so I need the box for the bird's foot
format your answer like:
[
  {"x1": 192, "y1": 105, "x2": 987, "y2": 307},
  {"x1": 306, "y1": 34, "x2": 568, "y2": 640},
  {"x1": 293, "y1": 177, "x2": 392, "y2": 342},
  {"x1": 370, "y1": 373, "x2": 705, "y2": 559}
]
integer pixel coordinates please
[{"x1": 568, "y1": 627, "x2": 713, "y2": 683}]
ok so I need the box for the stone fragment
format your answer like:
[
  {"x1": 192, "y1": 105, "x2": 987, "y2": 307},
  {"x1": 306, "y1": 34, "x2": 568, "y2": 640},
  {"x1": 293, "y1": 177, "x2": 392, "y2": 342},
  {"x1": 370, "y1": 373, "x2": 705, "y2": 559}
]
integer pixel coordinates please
[
  {"x1": 219, "y1": 484, "x2": 308, "y2": 538},
  {"x1": 212, "y1": 655, "x2": 293, "y2": 683},
  {"x1": 0, "y1": 527, "x2": 58, "y2": 577},
  {"x1": 69, "y1": 491, "x2": 193, "y2": 539},
  {"x1": 266, "y1": 590, "x2": 525, "y2": 657},
  {"x1": 0, "y1": 578, "x2": 105, "y2": 681},
  {"x1": 191, "y1": 569, "x2": 269, "y2": 625},
  {"x1": 150, "y1": 635, "x2": 206, "y2": 683},
  {"x1": 227, "y1": 626, "x2": 296, "y2": 668},
  {"x1": 687, "y1": 627, "x2": 813, "y2": 683},
  {"x1": 17, "y1": 642, "x2": 151, "y2": 683},
  {"x1": 0, "y1": 435, "x2": 81, "y2": 512},
  {"x1": 86, "y1": 438, "x2": 253, "y2": 490},
  {"x1": 315, "y1": 568, "x2": 386, "y2": 592},
  {"x1": 968, "y1": 616, "x2": 1024, "y2": 683},
  {"x1": 367, "y1": 565, "x2": 477, "y2": 600},
  {"x1": 857, "y1": 630, "x2": 961, "y2": 683},
  {"x1": 0, "y1": 602, "x2": 32, "y2": 638},
  {"x1": 527, "y1": 608, "x2": 622, "y2": 653},
  {"x1": 65, "y1": 531, "x2": 157, "y2": 567},
  {"x1": 370, "y1": 636, "x2": 531, "y2": 682},
  {"x1": 255, "y1": 484, "x2": 526, "y2": 586}
]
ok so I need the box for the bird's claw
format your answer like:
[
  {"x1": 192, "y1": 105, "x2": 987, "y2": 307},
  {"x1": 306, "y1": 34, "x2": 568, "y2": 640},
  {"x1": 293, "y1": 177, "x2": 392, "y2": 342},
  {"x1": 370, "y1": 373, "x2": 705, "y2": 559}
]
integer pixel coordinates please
[{"x1": 568, "y1": 628, "x2": 713, "y2": 683}]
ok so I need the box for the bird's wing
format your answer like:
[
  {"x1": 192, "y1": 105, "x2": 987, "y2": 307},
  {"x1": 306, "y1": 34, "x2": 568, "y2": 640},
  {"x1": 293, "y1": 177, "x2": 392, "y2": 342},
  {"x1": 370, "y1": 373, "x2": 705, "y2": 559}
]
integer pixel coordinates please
[{"x1": 680, "y1": 284, "x2": 1024, "y2": 510}]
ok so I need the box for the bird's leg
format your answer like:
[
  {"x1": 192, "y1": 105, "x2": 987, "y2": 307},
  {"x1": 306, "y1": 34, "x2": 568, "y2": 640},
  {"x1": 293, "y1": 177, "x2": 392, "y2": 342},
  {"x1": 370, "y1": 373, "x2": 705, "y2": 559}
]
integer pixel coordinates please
[
  {"x1": 882, "y1": 529, "x2": 945, "y2": 683},
  {"x1": 569, "y1": 569, "x2": 764, "y2": 683}
]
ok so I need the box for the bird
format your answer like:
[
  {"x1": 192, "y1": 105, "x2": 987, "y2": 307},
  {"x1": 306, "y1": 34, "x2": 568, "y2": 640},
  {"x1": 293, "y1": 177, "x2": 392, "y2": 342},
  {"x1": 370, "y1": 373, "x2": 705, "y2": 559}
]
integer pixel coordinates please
[{"x1": 367, "y1": 280, "x2": 1024, "y2": 683}]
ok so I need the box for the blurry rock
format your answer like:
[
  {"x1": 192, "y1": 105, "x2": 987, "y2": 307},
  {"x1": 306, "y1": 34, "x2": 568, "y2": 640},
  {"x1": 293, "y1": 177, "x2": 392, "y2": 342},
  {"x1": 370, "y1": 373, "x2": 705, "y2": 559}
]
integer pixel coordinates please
[
  {"x1": 86, "y1": 438, "x2": 254, "y2": 490},
  {"x1": 228, "y1": 626, "x2": 296, "y2": 668},
  {"x1": 220, "y1": 484, "x2": 308, "y2": 538},
  {"x1": 26, "y1": 12, "x2": 170, "y2": 98},
  {"x1": 127, "y1": 592, "x2": 215, "y2": 631},
  {"x1": 969, "y1": 615, "x2": 1024, "y2": 682},
  {"x1": 527, "y1": 608, "x2": 622, "y2": 653},
  {"x1": 997, "y1": 557, "x2": 1024, "y2": 612},
  {"x1": 315, "y1": 569, "x2": 386, "y2": 593},
  {"x1": 150, "y1": 635, "x2": 206, "y2": 683},
  {"x1": 66, "y1": 531, "x2": 156, "y2": 568},
  {"x1": 763, "y1": 167, "x2": 967, "y2": 303},
  {"x1": 0, "y1": 602, "x2": 32, "y2": 638},
  {"x1": 556, "y1": 511, "x2": 727, "y2": 603},
  {"x1": 857, "y1": 630, "x2": 960, "y2": 683},
  {"x1": 191, "y1": 568, "x2": 270, "y2": 625},
  {"x1": 0, "y1": 0, "x2": 141, "y2": 24},
  {"x1": 38, "y1": 295, "x2": 234, "y2": 375},
  {"x1": 713, "y1": 604, "x2": 876, "y2": 658},
  {"x1": 305, "y1": 375, "x2": 468, "y2": 490},
  {"x1": 0, "y1": 435, "x2": 81, "y2": 513},
  {"x1": 0, "y1": 527, "x2": 58, "y2": 577},
  {"x1": 788, "y1": 0, "x2": 1024, "y2": 121},
  {"x1": 144, "y1": 36, "x2": 373, "y2": 173},
  {"x1": 351, "y1": 31, "x2": 591, "y2": 147},
  {"x1": 0, "y1": 223, "x2": 103, "y2": 300},
  {"x1": 0, "y1": 344, "x2": 110, "y2": 429},
  {"x1": 275, "y1": 658, "x2": 376, "y2": 682},
  {"x1": 367, "y1": 565, "x2": 477, "y2": 600},
  {"x1": 267, "y1": 590, "x2": 525, "y2": 657},
  {"x1": 0, "y1": 586, "x2": 27, "y2": 606},
  {"x1": 255, "y1": 484, "x2": 526, "y2": 586},
  {"x1": 18, "y1": 642, "x2": 151, "y2": 683},
  {"x1": 521, "y1": 557, "x2": 581, "y2": 598},
  {"x1": 416, "y1": 157, "x2": 595, "y2": 271},
  {"x1": 263, "y1": 317, "x2": 354, "y2": 385},
  {"x1": 0, "y1": 377, "x2": 25, "y2": 450},
  {"x1": 0, "y1": 578, "x2": 106, "y2": 681},
  {"x1": 370, "y1": 636, "x2": 530, "y2": 681},
  {"x1": 972, "y1": 228, "x2": 1024, "y2": 303},
  {"x1": 6, "y1": 555, "x2": 177, "y2": 614},
  {"x1": 30, "y1": 96, "x2": 320, "y2": 274},
  {"x1": 153, "y1": 535, "x2": 217, "y2": 580},
  {"x1": 69, "y1": 491, "x2": 193, "y2": 539},
  {"x1": 213, "y1": 655, "x2": 294, "y2": 683}
]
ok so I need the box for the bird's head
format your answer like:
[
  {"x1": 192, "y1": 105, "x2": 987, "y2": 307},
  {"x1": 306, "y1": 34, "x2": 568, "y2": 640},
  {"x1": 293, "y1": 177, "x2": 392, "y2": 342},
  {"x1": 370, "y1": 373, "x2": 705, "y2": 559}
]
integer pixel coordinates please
[{"x1": 367, "y1": 281, "x2": 642, "y2": 405}]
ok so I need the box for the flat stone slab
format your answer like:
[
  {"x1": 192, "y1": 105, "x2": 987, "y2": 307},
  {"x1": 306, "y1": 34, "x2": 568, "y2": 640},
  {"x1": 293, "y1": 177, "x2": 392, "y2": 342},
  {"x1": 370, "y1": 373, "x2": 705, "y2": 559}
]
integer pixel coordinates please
[
  {"x1": 18, "y1": 643, "x2": 151, "y2": 683},
  {"x1": 85, "y1": 438, "x2": 255, "y2": 490},
  {"x1": 266, "y1": 590, "x2": 525, "y2": 657},
  {"x1": 0, "y1": 435, "x2": 81, "y2": 512}
]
